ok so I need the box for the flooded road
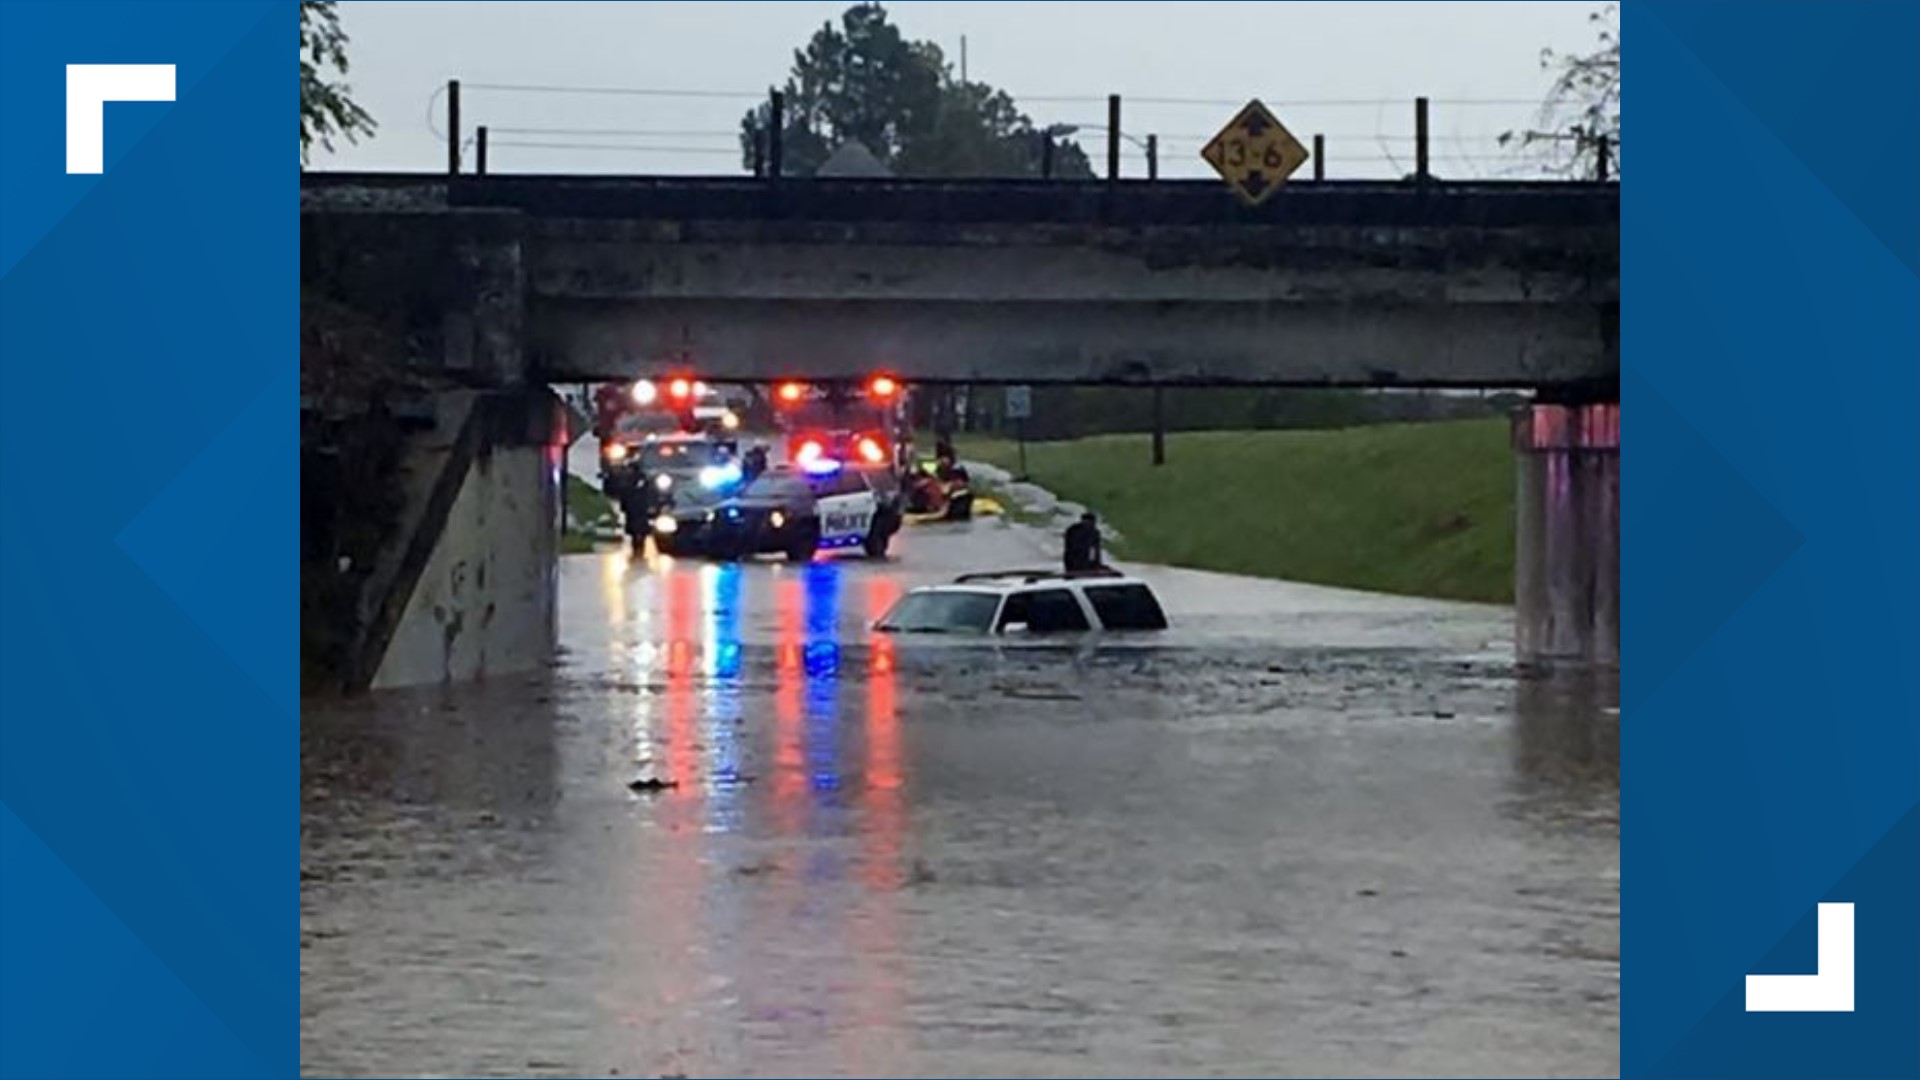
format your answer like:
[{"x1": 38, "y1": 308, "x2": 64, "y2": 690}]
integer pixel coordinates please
[{"x1": 301, "y1": 518, "x2": 1619, "y2": 1078}]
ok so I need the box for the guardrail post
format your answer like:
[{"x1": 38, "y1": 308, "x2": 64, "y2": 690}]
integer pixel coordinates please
[
  {"x1": 446, "y1": 79, "x2": 462, "y2": 175},
  {"x1": 475, "y1": 125, "x2": 488, "y2": 175},
  {"x1": 1146, "y1": 134, "x2": 1158, "y2": 181},
  {"x1": 1107, "y1": 94, "x2": 1121, "y2": 181},
  {"x1": 1313, "y1": 133, "x2": 1325, "y2": 181},
  {"x1": 1596, "y1": 134, "x2": 1612, "y2": 181}
]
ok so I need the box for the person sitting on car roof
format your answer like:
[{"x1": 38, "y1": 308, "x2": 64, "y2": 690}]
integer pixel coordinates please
[{"x1": 1064, "y1": 511, "x2": 1103, "y2": 573}]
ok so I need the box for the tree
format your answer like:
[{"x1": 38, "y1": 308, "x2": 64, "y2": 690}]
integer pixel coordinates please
[
  {"x1": 1504, "y1": 3, "x2": 1620, "y2": 178},
  {"x1": 739, "y1": 2, "x2": 1091, "y2": 179},
  {"x1": 300, "y1": 0, "x2": 375, "y2": 166}
]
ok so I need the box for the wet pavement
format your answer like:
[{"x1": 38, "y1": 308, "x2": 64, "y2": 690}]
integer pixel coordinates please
[{"x1": 301, "y1": 517, "x2": 1619, "y2": 1078}]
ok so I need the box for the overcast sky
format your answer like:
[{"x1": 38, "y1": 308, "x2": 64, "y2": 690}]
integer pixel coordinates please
[{"x1": 318, "y1": 1, "x2": 1602, "y2": 180}]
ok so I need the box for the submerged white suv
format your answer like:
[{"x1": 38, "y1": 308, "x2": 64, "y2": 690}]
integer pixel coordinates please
[{"x1": 874, "y1": 569, "x2": 1169, "y2": 636}]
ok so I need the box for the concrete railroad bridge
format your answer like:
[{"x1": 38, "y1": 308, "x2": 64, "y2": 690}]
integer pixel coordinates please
[{"x1": 301, "y1": 174, "x2": 1618, "y2": 690}]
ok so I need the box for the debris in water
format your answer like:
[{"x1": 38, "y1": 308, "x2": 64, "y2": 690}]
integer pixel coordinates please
[
  {"x1": 1356, "y1": 888, "x2": 1379, "y2": 898},
  {"x1": 627, "y1": 777, "x2": 680, "y2": 794},
  {"x1": 905, "y1": 858, "x2": 938, "y2": 887},
  {"x1": 1003, "y1": 687, "x2": 1082, "y2": 702},
  {"x1": 1431, "y1": 710, "x2": 1456, "y2": 720}
]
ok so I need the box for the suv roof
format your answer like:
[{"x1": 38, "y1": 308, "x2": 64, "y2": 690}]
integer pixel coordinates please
[
  {"x1": 953, "y1": 567, "x2": 1129, "y2": 586},
  {"x1": 880, "y1": 570, "x2": 1168, "y2": 633},
  {"x1": 924, "y1": 568, "x2": 1139, "y2": 595}
]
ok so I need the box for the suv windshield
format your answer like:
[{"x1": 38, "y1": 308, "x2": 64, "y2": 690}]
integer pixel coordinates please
[
  {"x1": 876, "y1": 591, "x2": 1001, "y2": 634},
  {"x1": 641, "y1": 441, "x2": 728, "y2": 471}
]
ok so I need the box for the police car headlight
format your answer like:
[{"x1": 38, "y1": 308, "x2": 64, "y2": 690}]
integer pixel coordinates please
[
  {"x1": 654, "y1": 474, "x2": 673, "y2": 491},
  {"x1": 770, "y1": 511, "x2": 786, "y2": 529},
  {"x1": 653, "y1": 514, "x2": 678, "y2": 535}
]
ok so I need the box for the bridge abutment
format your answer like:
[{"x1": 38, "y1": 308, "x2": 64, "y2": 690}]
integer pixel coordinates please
[
  {"x1": 352, "y1": 388, "x2": 567, "y2": 691},
  {"x1": 1513, "y1": 401, "x2": 1619, "y2": 669}
]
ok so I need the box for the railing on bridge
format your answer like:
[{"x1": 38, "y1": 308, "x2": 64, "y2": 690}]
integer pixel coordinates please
[
  {"x1": 427, "y1": 80, "x2": 1618, "y2": 187},
  {"x1": 302, "y1": 172, "x2": 1619, "y2": 230}
]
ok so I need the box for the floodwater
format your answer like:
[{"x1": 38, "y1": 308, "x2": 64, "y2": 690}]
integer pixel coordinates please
[{"x1": 301, "y1": 519, "x2": 1619, "y2": 1079}]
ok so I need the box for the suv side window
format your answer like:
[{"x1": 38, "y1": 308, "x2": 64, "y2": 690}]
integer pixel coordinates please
[
  {"x1": 1082, "y1": 584, "x2": 1168, "y2": 630},
  {"x1": 996, "y1": 592, "x2": 1030, "y2": 632},
  {"x1": 999, "y1": 588, "x2": 1090, "y2": 634}
]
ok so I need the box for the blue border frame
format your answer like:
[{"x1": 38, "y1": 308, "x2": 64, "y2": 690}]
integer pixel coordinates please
[
  {"x1": 1, "y1": 4, "x2": 294, "y2": 1077},
  {"x1": 1, "y1": 1, "x2": 1917, "y2": 1077},
  {"x1": 1624, "y1": 2, "x2": 1919, "y2": 1076}
]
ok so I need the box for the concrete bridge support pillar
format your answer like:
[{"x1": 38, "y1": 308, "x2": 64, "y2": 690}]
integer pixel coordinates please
[
  {"x1": 1513, "y1": 401, "x2": 1619, "y2": 668},
  {"x1": 359, "y1": 387, "x2": 567, "y2": 692}
]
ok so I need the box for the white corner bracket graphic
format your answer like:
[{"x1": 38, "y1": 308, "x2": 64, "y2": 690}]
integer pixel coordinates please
[
  {"x1": 66, "y1": 64, "x2": 176, "y2": 174},
  {"x1": 1745, "y1": 902, "x2": 1855, "y2": 1013}
]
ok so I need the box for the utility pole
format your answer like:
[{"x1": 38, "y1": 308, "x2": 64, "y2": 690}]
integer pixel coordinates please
[
  {"x1": 1151, "y1": 388, "x2": 1166, "y2": 466},
  {"x1": 1415, "y1": 96, "x2": 1431, "y2": 182},
  {"x1": 768, "y1": 89, "x2": 785, "y2": 179},
  {"x1": 446, "y1": 78, "x2": 461, "y2": 175}
]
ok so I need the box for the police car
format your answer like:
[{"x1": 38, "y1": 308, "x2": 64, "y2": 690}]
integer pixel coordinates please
[
  {"x1": 651, "y1": 459, "x2": 902, "y2": 562},
  {"x1": 601, "y1": 430, "x2": 738, "y2": 540},
  {"x1": 873, "y1": 569, "x2": 1169, "y2": 637}
]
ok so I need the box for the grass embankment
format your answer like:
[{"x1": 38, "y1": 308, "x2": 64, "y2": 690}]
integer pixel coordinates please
[
  {"x1": 563, "y1": 474, "x2": 617, "y2": 554},
  {"x1": 955, "y1": 420, "x2": 1515, "y2": 603}
]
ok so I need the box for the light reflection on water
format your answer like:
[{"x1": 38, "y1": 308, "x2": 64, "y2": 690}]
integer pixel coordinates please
[{"x1": 303, "y1": 540, "x2": 1617, "y2": 1078}]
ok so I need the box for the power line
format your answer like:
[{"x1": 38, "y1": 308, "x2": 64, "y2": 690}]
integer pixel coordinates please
[
  {"x1": 462, "y1": 81, "x2": 1539, "y2": 109},
  {"x1": 488, "y1": 126, "x2": 740, "y2": 139},
  {"x1": 490, "y1": 140, "x2": 742, "y2": 155},
  {"x1": 465, "y1": 81, "x2": 764, "y2": 101}
]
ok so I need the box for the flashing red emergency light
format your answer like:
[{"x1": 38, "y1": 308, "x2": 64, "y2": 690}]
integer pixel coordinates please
[
  {"x1": 775, "y1": 381, "x2": 807, "y2": 405},
  {"x1": 855, "y1": 434, "x2": 888, "y2": 465},
  {"x1": 867, "y1": 374, "x2": 899, "y2": 400},
  {"x1": 793, "y1": 437, "x2": 826, "y2": 465},
  {"x1": 667, "y1": 377, "x2": 693, "y2": 401}
]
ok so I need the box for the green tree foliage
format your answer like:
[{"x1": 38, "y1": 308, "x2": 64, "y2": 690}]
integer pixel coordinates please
[
  {"x1": 1505, "y1": 2, "x2": 1620, "y2": 178},
  {"x1": 300, "y1": 0, "x2": 375, "y2": 166},
  {"x1": 739, "y1": 2, "x2": 1092, "y2": 178}
]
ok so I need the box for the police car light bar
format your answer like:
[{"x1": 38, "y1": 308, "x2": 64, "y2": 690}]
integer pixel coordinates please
[{"x1": 800, "y1": 457, "x2": 842, "y2": 475}]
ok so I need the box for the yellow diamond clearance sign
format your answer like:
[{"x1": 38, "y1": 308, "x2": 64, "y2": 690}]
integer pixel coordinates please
[{"x1": 1201, "y1": 100, "x2": 1310, "y2": 206}]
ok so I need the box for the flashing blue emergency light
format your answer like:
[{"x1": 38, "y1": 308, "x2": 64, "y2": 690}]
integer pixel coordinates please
[
  {"x1": 800, "y1": 457, "x2": 842, "y2": 476},
  {"x1": 699, "y1": 462, "x2": 744, "y2": 489}
]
